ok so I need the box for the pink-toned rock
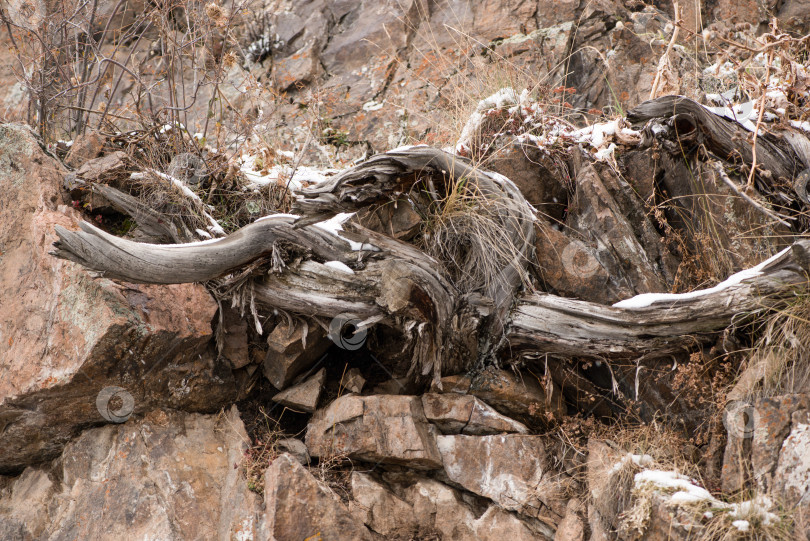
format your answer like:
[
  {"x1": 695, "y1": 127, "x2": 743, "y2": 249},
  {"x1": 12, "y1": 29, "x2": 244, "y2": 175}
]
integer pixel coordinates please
[
  {"x1": 436, "y1": 434, "x2": 569, "y2": 520},
  {"x1": 264, "y1": 453, "x2": 377, "y2": 541},
  {"x1": 0, "y1": 123, "x2": 236, "y2": 473},
  {"x1": 773, "y1": 411, "x2": 810, "y2": 507},
  {"x1": 272, "y1": 368, "x2": 326, "y2": 413},
  {"x1": 421, "y1": 392, "x2": 528, "y2": 435},
  {"x1": 554, "y1": 499, "x2": 585, "y2": 541},
  {"x1": 350, "y1": 472, "x2": 419, "y2": 537},
  {"x1": 0, "y1": 407, "x2": 263, "y2": 540},
  {"x1": 306, "y1": 394, "x2": 442, "y2": 469},
  {"x1": 263, "y1": 320, "x2": 331, "y2": 389},
  {"x1": 220, "y1": 305, "x2": 250, "y2": 368},
  {"x1": 468, "y1": 366, "x2": 565, "y2": 425},
  {"x1": 273, "y1": 42, "x2": 324, "y2": 91},
  {"x1": 370, "y1": 473, "x2": 553, "y2": 541},
  {"x1": 64, "y1": 131, "x2": 105, "y2": 168},
  {"x1": 73, "y1": 150, "x2": 128, "y2": 182}
]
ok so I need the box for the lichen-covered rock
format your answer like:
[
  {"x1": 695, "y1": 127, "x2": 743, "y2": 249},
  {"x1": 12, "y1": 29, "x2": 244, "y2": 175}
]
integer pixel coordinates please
[
  {"x1": 306, "y1": 394, "x2": 443, "y2": 469},
  {"x1": 0, "y1": 124, "x2": 236, "y2": 473},
  {"x1": 0, "y1": 407, "x2": 263, "y2": 540},
  {"x1": 421, "y1": 392, "x2": 528, "y2": 435},
  {"x1": 264, "y1": 453, "x2": 378, "y2": 541},
  {"x1": 436, "y1": 434, "x2": 570, "y2": 520}
]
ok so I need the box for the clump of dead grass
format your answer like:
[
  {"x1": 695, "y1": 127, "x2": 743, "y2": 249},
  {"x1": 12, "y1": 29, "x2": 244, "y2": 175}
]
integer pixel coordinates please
[
  {"x1": 241, "y1": 407, "x2": 285, "y2": 494},
  {"x1": 414, "y1": 175, "x2": 531, "y2": 296},
  {"x1": 309, "y1": 452, "x2": 355, "y2": 504},
  {"x1": 738, "y1": 295, "x2": 810, "y2": 401}
]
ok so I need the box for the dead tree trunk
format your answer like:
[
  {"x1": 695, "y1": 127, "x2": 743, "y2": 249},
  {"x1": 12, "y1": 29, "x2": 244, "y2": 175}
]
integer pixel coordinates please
[{"x1": 50, "y1": 90, "x2": 810, "y2": 428}]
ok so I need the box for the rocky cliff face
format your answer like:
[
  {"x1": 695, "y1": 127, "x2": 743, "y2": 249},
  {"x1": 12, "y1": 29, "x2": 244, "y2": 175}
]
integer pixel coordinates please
[{"x1": 2, "y1": 0, "x2": 810, "y2": 540}]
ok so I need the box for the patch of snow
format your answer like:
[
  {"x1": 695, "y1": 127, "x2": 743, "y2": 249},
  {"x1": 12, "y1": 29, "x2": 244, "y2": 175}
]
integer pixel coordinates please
[
  {"x1": 314, "y1": 213, "x2": 378, "y2": 252},
  {"x1": 732, "y1": 520, "x2": 750, "y2": 532},
  {"x1": 635, "y1": 470, "x2": 714, "y2": 502},
  {"x1": 594, "y1": 143, "x2": 617, "y2": 162},
  {"x1": 323, "y1": 261, "x2": 354, "y2": 274},
  {"x1": 608, "y1": 453, "x2": 654, "y2": 475},
  {"x1": 791, "y1": 120, "x2": 810, "y2": 133},
  {"x1": 238, "y1": 153, "x2": 338, "y2": 191},
  {"x1": 635, "y1": 469, "x2": 780, "y2": 526},
  {"x1": 390, "y1": 144, "x2": 429, "y2": 153},
  {"x1": 456, "y1": 88, "x2": 527, "y2": 152},
  {"x1": 362, "y1": 100, "x2": 384, "y2": 112},
  {"x1": 703, "y1": 61, "x2": 736, "y2": 78},
  {"x1": 159, "y1": 123, "x2": 185, "y2": 134},
  {"x1": 613, "y1": 247, "x2": 791, "y2": 308}
]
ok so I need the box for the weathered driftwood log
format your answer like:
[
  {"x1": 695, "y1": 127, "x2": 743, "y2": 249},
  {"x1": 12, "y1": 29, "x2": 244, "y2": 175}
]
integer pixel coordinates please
[
  {"x1": 51, "y1": 209, "x2": 810, "y2": 364},
  {"x1": 507, "y1": 243, "x2": 810, "y2": 359},
  {"x1": 52, "y1": 215, "x2": 355, "y2": 283},
  {"x1": 628, "y1": 96, "x2": 802, "y2": 185},
  {"x1": 294, "y1": 146, "x2": 536, "y2": 332}
]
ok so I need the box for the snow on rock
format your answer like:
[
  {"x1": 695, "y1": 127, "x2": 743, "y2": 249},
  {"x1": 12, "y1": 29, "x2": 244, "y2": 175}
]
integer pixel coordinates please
[
  {"x1": 455, "y1": 88, "x2": 528, "y2": 153},
  {"x1": 238, "y1": 153, "x2": 338, "y2": 191},
  {"x1": 453, "y1": 87, "x2": 640, "y2": 163},
  {"x1": 634, "y1": 469, "x2": 780, "y2": 526},
  {"x1": 613, "y1": 247, "x2": 791, "y2": 308}
]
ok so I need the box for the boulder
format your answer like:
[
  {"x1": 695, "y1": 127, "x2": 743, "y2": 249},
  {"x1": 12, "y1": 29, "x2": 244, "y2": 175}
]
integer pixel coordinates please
[
  {"x1": 264, "y1": 453, "x2": 377, "y2": 541},
  {"x1": 436, "y1": 434, "x2": 569, "y2": 520},
  {"x1": 487, "y1": 140, "x2": 568, "y2": 219},
  {"x1": 467, "y1": 367, "x2": 565, "y2": 425},
  {"x1": 565, "y1": 161, "x2": 677, "y2": 298},
  {"x1": 73, "y1": 150, "x2": 128, "y2": 182},
  {"x1": 63, "y1": 131, "x2": 105, "y2": 168},
  {"x1": 306, "y1": 394, "x2": 442, "y2": 469},
  {"x1": 586, "y1": 440, "x2": 638, "y2": 535},
  {"x1": 0, "y1": 468, "x2": 56, "y2": 540},
  {"x1": 773, "y1": 412, "x2": 810, "y2": 507},
  {"x1": 534, "y1": 222, "x2": 623, "y2": 304},
  {"x1": 350, "y1": 472, "x2": 419, "y2": 538},
  {"x1": 220, "y1": 305, "x2": 250, "y2": 369},
  {"x1": 421, "y1": 392, "x2": 528, "y2": 435},
  {"x1": 341, "y1": 367, "x2": 366, "y2": 393},
  {"x1": 554, "y1": 499, "x2": 586, "y2": 541},
  {"x1": 271, "y1": 367, "x2": 326, "y2": 413},
  {"x1": 721, "y1": 394, "x2": 810, "y2": 494},
  {"x1": 386, "y1": 475, "x2": 554, "y2": 540},
  {"x1": 263, "y1": 321, "x2": 331, "y2": 389},
  {"x1": 752, "y1": 395, "x2": 810, "y2": 492},
  {"x1": 0, "y1": 124, "x2": 236, "y2": 473},
  {"x1": 276, "y1": 437, "x2": 311, "y2": 466},
  {"x1": 0, "y1": 407, "x2": 263, "y2": 540}
]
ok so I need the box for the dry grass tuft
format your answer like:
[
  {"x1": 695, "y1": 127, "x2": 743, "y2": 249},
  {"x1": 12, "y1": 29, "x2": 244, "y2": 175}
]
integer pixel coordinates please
[
  {"x1": 739, "y1": 295, "x2": 810, "y2": 400},
  {"x1": 415, "y1": 175, "x2": 532, "y2": 296},
  {"x1": 241, "y1": 407, "x2": 285, "y2": 494}
]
